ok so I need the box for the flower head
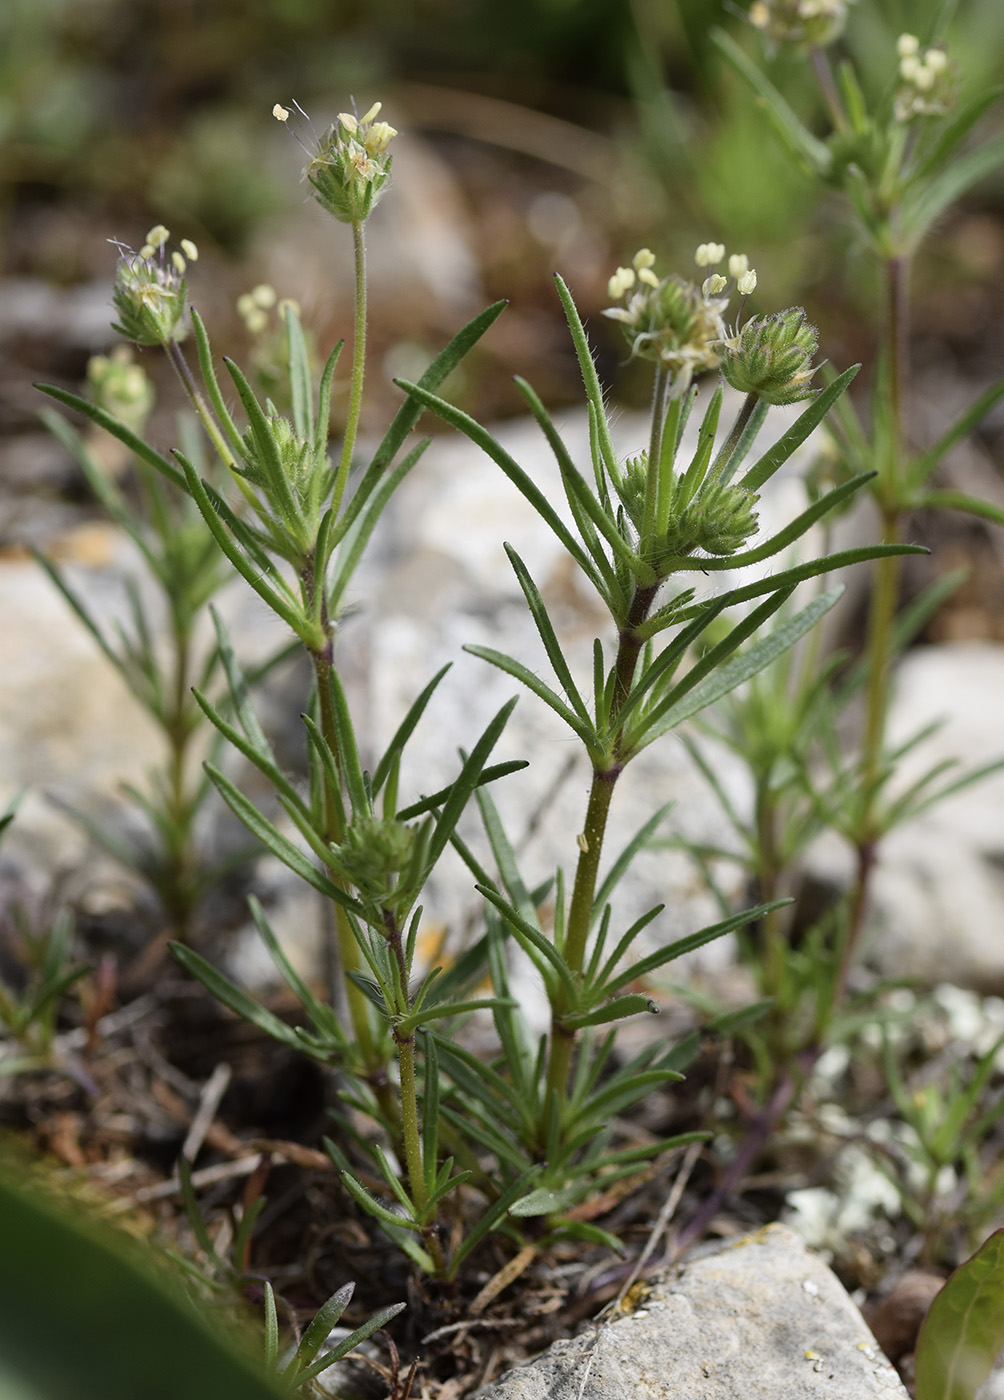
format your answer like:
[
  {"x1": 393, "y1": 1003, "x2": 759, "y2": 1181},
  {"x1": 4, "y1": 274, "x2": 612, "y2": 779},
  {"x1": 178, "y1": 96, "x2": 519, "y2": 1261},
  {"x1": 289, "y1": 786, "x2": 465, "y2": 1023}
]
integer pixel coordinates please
[
  {"x1": 603, "y1": 244, "x2": 758, "y2": 394},
  {"x1": 894, "y1": 37, "x2": 955, "y2": 121},
  {"x1": 86, "y1": 346, "x2": 155, "y2": 434},
  {"x1": 749, "y1": 0, "x2": 854, "y2": 53},
  {"x1": 280, "y1": 99, "x2": 397, "y2": 224},
  {"x1": 110, "y1": 226, "x2": 196, "y2": 346}
]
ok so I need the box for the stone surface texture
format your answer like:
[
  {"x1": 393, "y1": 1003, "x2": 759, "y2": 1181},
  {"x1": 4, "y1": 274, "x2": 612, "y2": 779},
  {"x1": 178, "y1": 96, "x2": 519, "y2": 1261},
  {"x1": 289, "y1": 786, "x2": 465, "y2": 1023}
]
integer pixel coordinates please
[{"x1": 477, "y1": 1225, "x2": 907, "y2": 1400}]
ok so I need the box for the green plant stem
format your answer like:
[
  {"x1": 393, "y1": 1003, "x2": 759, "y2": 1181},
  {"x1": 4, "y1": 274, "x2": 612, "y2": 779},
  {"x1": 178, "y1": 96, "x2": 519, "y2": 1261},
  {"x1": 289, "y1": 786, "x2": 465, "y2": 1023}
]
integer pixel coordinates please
[
  {"x1": 333, "y1": 220, "x2": 367, "y2": 516},
  {"x1": 811, "y1": 47, "x2": 848, "y2": 133},
  {"x1": 395, "y1": 1025, "x2": 447, "y2": 1275},
  {"x1": 641, "y1": 365, "x2": 670, "y2": 550},
  {"x1": 164, "y1": 341, "x2": 236, "y2": 470},
  {"x1": 163, "y1": 615, "x2": 196, "y2": 935},
  {"x1": 711, "y1": 392, "x2": 759, "y2": 484},
  {"x1": 544, "y1": 578, "x2": 660, "y2": 1113},
  {"x1": 310, "y1": 642, "x2": 381, "y2": 1076}
]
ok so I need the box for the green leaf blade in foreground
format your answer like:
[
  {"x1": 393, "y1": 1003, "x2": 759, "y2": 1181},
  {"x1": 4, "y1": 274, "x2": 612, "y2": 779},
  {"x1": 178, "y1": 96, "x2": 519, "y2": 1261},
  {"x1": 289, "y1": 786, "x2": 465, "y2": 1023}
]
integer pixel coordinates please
[
  {"x1": 916, "y1": 1229, "x2": 1004, "y2": 1400},
  {"x1": 0, "y1": 1171, "x2": 284, "y2": 1400}
]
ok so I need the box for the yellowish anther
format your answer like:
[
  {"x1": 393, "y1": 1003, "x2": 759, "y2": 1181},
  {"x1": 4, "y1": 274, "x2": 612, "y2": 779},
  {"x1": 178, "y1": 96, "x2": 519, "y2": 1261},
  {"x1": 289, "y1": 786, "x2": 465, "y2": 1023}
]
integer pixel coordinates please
[
  {"x1": 633, "y1": 247, "x2": 656, "y2": 270},
  {"x1": 245, "y1": 308, "x2": 269, "y2": 335},
  {"x1": 897, "y1": 33, "x2": 920, "y2": 57},
  {"x1": 273, "y1": 103, "x2": 290, "y2": 122},
  {"x1": 638, "y1": 267, "x2": 660, "y2": 288},
  {"x1": 729, "y1": 252, "x2": 749, "y2": 278},
  {"x1": 914, "y1": 64, "x2": 936, "y2": 91},
  {"x1": 737, "y1": 269, "x2": 758, "y2": 296},
  {"x1": 145, "y1": 225, "x2": 170, "y2": 249},
  {"x1": 364, "y1": 120, "x2": 397, "y2": 156},
  {"x1": 236, "y1": 292, "x2": 257, "y2": 319},
  {"x1": 359, "y1": 101, "x2": 383, "y2": 125},
  {"x1": 338, "y1": 111, "x2": 359, "y2": 133},
  {"x1": 180, "y1": 238, "x2": 199, "y2": 261},
  {"x1": 139, "y1": 244, "x2": 155, "y2": 260},
  {"x1": 251, "y1": 283, "x2": 277, "y2": 308},
  {"x1": 702, "y1": 273, "x2": 728, "y2": 296},
  {"x1": 925, "y1": 47, "x2": 948, "y2": 73},
  {"x1": 695, "y1": 242, "x2": 726, "y2": 267},
  {"x1": 900, "y1": 54, "x2": 920, "y2": 81},
  {"x1": 608, "y1": 266, "x2": 636, "y2": 299},
  {"x1": 171, "y1": 251, "x2": 186, "y2": 274},
  {"x1": 750, "y1": 2, "x2": 769, "y2": 29}
]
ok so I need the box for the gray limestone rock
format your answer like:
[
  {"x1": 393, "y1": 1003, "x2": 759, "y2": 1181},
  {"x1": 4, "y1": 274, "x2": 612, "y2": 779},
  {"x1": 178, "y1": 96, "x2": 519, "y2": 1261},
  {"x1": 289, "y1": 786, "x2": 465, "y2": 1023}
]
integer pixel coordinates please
[{"x1": 477, "y1": 1225, "x2": 907, "y2": 1400}]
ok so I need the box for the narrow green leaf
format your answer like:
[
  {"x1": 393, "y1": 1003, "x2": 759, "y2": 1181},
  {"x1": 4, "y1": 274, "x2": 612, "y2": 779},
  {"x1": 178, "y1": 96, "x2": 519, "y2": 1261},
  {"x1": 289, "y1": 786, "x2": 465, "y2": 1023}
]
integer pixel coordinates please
[
  {"x1": 902, "y1": 134, "x2": 1004, "y2": 251},
  {"x1": 224, "y1": 358, "x2": 303, "y2": 530},
  {"x1": 327, "y1": 440, "x2": 428, "y2": 616},
  {"x1": 36, "y1": 383, "x2": 189, "y2": 490},
  {"x1": 476, "y1": 884, "x2": 577, "y2": 1004},
  {"x1": 190, "y1": 309, "x2": 246, "y2": 459},
  {"x1": 464, "y1": 644, "x2": 597, "y2": 744},
  {"x1": 204, "y1": 763, "x2": 362, "y2": 911},
  {"x1": 564, "y1": 994, "x2": 659, "y2": 1030},
  {"x1": 169, "y1": 943, "x2": 322, "y2": 1056},
  {"x1": 285, "y1": 304, "x2": 314, "y2": 443},
  {"x1": 338, "y1": 1171, "x2": 419, "y2": 1231},
  {"x1": 294, "y1": 1303, "x2": 406, "y2": 1386},
  {"x1": 916, "y1": 1229, "x2": 1004, "y2": 1400},
  {"x1": 397, "y1": 380, "x2": 600, "y2": 584},
  {"x1": 504, "y1": 544, "x2": 593, "y2": 729},
  {"x1": 176, "y1": 454, "x2": 307, "y2": 635},
  {"x1": 395, "y1": 759, "x2": 529, "y2": 821},
  {"x1": 451, "y1": 1166, "x2": 544, "y2": 1270},
  {"x1": 641, "y1": 587, "x2": 843, "y2": 745},
  {"x1": 372, "y1": 665, "x2": 451, "y2": 796},
  {"x1": 191, "y1": 689, "x2": 307, "y2": 817},
  {"x1": 422, "y1": 698, "x2": 518, "y2": 872},
  {"x1": 604, "y1": 899, "x2": 790, "y2": 995},
  {"x1": 247, "y1": 896, "x2": 347, "y2": 1046},
  {"x1": 913, "y1": 490, "x2": 1004, "y2": 530},
  {"x1": 737, "y1": 365, "x2": 860, "y2": 493},
  {"x1": 907, "y1": 378, "x2": 1004, "y2": 490},
  {"x1": 710, "y1": 28, "x2": 832, "y2": 174},
  {"x1": 373, "y1": 299, "x2": 506, "y2": 473}
]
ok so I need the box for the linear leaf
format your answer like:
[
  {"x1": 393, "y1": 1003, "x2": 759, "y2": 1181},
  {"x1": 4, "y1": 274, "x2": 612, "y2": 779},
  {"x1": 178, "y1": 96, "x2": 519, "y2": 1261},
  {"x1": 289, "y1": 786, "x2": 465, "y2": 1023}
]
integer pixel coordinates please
[
  {"x1": 737, "y1": 365, "x2": 860, "y2": 493},
  {"x1": 36, "y1": 383, "x2": 188, "y2": 490}
]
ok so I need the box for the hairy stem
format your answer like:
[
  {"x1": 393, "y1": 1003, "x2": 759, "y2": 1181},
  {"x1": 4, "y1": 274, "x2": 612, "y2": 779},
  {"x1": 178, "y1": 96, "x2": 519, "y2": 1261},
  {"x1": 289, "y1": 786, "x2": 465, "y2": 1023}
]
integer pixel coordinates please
[
  {"x1": 165, "y1": 340, "x2": 236, "y2": 469},
  {"x1": 333, "y1": 220, "x2": 367, "y2": 516},
  {"x1": 543, "y1": 577, "x2": 660, "y2": 1117},
  {"x1": 710, "y1": 391, "x2": 759, "y2": 485}
]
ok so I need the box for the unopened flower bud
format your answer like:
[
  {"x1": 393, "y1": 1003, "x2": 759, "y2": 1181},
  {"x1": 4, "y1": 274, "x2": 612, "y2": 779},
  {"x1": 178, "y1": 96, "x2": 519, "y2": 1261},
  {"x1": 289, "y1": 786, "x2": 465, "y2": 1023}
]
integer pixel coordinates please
[
  {"x1": 720, "y1": 306, "x2": 820, "y2": 405},
  {"x1": 737, "y1": 269, "x2": 758, "y2": 296},
  {"x1": 896, "y1": 33, "x2": 919, "y2": 57}
]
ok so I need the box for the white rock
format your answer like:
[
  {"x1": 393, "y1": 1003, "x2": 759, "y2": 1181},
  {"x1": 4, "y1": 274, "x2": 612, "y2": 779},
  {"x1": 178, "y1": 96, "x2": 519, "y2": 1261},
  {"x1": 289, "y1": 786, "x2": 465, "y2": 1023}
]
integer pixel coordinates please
[{"x1": 477, "y1": 1224, "x2": 907, "y2": 1399}]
